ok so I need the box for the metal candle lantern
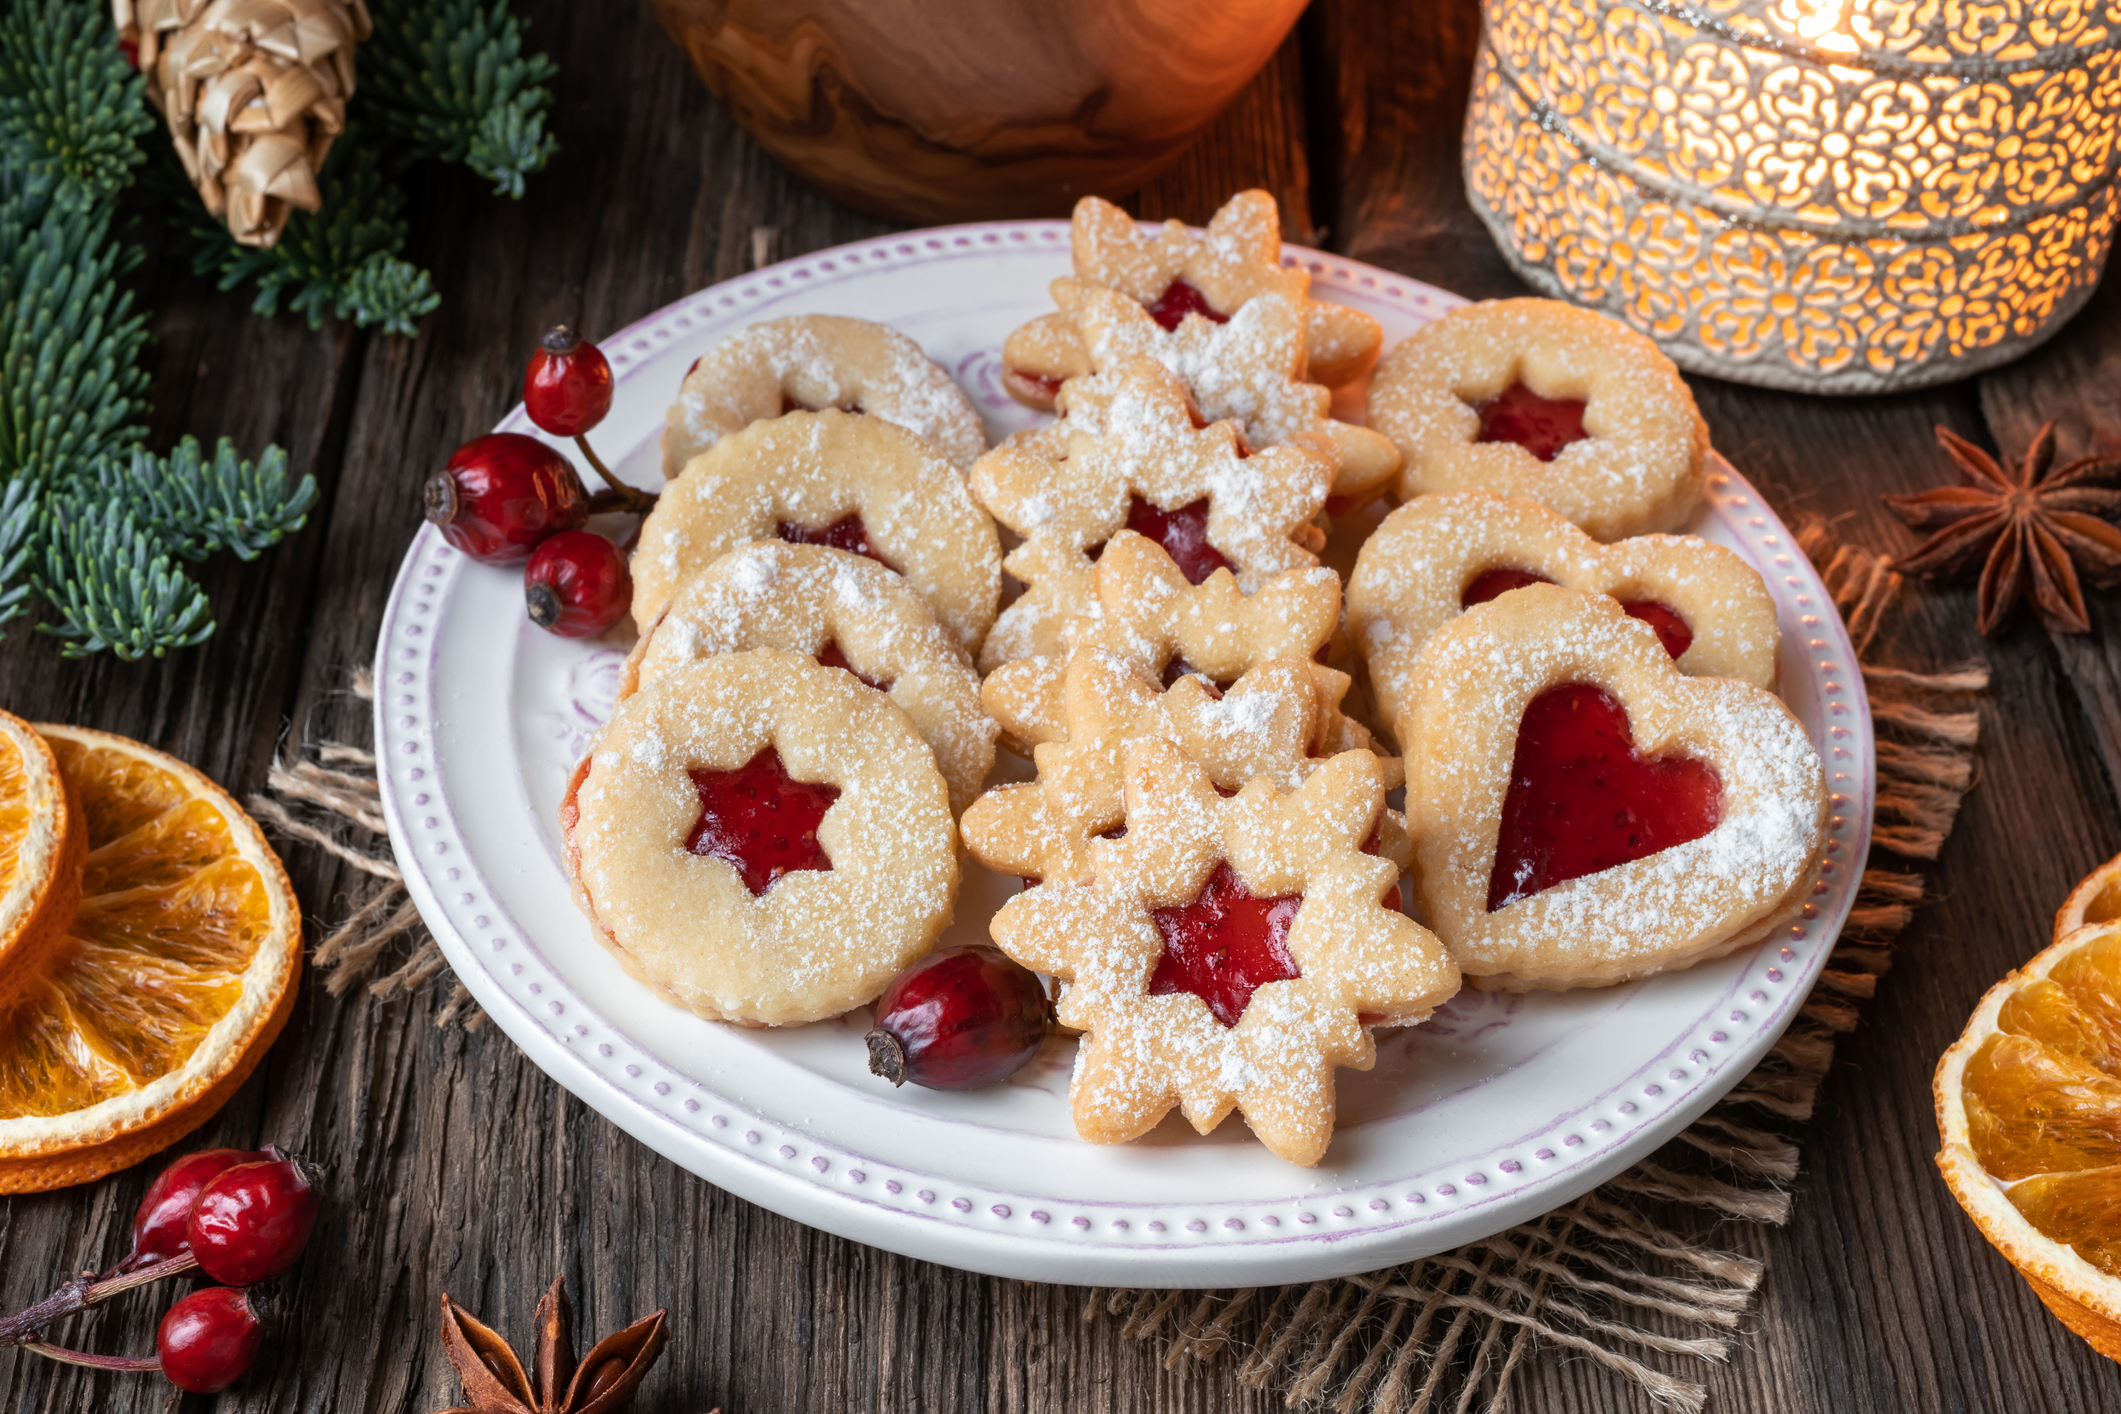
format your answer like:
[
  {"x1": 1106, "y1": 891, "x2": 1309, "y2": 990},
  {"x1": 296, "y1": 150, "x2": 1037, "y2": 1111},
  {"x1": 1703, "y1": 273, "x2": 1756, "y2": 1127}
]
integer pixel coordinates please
[{"x1": 1462, "y1": 0, "x2": 2121, "y2": 394}]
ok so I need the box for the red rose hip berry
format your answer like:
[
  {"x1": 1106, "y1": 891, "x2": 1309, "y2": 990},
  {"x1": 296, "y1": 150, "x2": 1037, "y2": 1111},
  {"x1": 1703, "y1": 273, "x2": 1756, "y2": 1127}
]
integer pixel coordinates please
[
  {"x1": 424, "y1": 432, "x2": 589, "y2": 564},
  {"x1": 866, "y1": 945, "x2": 1051, "y2": 1091},
  {"x1": 124, "y1": 1147, "x2": 270, "y2": 1271},
  {"x1": 524, "y1": 325, "x2": 615, "y2": 437},
  {"x1": 158, "y1": 1287, "x2": 264, "y2": 1394},
  {"x1": 186, "y1": 1150, "x2": 321, "y2": 1285},
  {"x1": 525, "y1": 530, "x2": 633, "y2": 638}
]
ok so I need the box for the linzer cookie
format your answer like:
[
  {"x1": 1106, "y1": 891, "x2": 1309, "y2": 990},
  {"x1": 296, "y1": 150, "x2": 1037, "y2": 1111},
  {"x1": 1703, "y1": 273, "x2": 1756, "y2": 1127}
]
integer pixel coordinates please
[
  {"x1": 1368, "y1": 299, "x2": 1708, "y2": 539},
  {"x1": 631, "y1": 409, "x2": 1001, "y2": 653},
  {"x1": 989, "y1": 737, "x2": 1458, "y2": 1166},
  {"x1": 621, "y1": 541, "x2": 997, "y2": 815},
  {"x1": 1406, "y1": 585, "x2": 1827, "y2": 992},
  {"x1": 1054, "y1": 280, "x2": 1401, "y2": 508},
  {"x1": 979, "y1": 529, "x2": 1342, "y2": 752},
  {"x1": 563, "y1": 651, "x2": 958, "y2": 1027},
  {"x1": 662, "y1": 314, "x2": 987, "y2": 478},
  {"x1": 962, "y1": 649, "x2": 1400, "y2": 888},
  {"x1": 969, "y1": 357, "x2": 1333, "y2": 673},
  {"x1": 1001, "y1": 191, "x2": 1384, "y2": 409},
  {"x1": 1348, "y1": 490, "x2": 1779, "y2": 747}
]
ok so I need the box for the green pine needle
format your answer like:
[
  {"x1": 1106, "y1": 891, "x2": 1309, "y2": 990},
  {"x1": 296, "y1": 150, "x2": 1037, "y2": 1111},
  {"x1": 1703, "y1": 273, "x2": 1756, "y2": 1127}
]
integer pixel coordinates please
[
  {"x1": 0, "y1": 475, "x2": 35, "y2": 629},
  {"x1": 0, "y1": 155, "x2": 151, "y2": 493},
  {"x1": 34, "y1": 491, "x2": 214, "y2": 658},
  {"x1": 183, "y1": 137, "x2": 440, "y2": 333},
  {"x1": 362, "y1": 0, "x2": 558, "y2": 196},
  {"x1": 0, "y1": 0, "x2": 151, "y2": 201},
  {"x1": 92, "y1": 435, "x2": 317, "y2": 562}
]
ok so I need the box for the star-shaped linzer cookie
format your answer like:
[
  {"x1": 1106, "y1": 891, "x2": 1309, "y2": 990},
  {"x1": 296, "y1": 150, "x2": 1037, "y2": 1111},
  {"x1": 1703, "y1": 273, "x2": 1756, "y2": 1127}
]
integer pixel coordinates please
[
  {"x1": 963, "y1": 649, "x2": 1396, "y2": 885},
  {"x1": 1000, "y1": 190, "x2": 1384, "y2": 406},
  {"x1": 970, "y1": 356, "x2": 1335, "y2": 671},
  {"x1": 989, "y1": 737, "x2": 1457, "y2": 1167}
]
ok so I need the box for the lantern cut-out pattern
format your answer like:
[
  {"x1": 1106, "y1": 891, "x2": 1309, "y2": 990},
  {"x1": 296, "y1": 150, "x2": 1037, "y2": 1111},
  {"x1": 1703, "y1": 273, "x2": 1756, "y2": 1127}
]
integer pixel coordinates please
[{"x1": 1462, "y1": 0, "x2": 2121, "y2": 393}]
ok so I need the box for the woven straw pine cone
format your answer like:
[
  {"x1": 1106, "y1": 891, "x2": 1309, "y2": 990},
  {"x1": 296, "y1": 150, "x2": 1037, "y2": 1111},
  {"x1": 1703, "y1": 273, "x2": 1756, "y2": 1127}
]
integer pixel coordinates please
[{"x1": 115, "y1": 0, "x2": 371, "y2": 247}]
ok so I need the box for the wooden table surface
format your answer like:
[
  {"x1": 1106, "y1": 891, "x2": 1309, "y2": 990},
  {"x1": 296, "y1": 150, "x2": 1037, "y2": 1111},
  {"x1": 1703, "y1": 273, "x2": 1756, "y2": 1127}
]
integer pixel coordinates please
[{"x1": 4, "y1": 1, "x2": 2120, "y2": 1410}]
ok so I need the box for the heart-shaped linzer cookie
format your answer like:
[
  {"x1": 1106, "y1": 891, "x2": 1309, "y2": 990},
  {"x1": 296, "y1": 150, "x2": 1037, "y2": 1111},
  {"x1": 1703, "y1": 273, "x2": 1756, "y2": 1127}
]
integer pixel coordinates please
[
  {"x1": 1406, "y1": 584, "x2": 1827, "y2": 991},
  {"x1": 1349, "y1": 490, "x2": 1779, "y2": 749}
]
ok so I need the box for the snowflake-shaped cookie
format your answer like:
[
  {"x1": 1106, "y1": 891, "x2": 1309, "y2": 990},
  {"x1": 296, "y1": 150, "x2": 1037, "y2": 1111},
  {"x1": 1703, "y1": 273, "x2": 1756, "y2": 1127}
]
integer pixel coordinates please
[
  {"x1": 963, "y1": 649, "x2": 1400, "y2": 887},
  {"x1": 977, "y1": 529, "x2": 1345, "y2": 752},
  {"x1": 969, "y1": 357, "x2": 1334, "y2": 672},
  {"x1": 1000, "y1": 191, "x2": 1384, "y2": 405},
  {"x1": 990, "y1": 737, "x2": 1458, "y2": 1166},
  {"x1": 1051, "y1": 279, "x2": 1402, "y2": 508}
]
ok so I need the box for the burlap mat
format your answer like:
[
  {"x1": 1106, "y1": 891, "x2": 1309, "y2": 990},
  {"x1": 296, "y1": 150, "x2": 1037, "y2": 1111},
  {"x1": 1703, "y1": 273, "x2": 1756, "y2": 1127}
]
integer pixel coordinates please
[{"x1": 261, "y1": 521, "x2": 1983, "y2": 1412}]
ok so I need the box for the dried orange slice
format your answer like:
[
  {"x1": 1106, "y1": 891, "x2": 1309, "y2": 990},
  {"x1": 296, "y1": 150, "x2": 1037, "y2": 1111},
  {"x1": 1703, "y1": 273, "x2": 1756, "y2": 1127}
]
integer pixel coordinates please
[
  {"x1": 0, "y1": 725, "x2": 300, "y2": 1192},
  {"x1": 2057, "y1": 850, "x2": 2121, "y2": 941},
  {"x1": 1936, "y1": 917, "x2": 2121, "y2": 1360},
  {"x1": 0, "y1": 710, "x2": 84, "y2": 985}
]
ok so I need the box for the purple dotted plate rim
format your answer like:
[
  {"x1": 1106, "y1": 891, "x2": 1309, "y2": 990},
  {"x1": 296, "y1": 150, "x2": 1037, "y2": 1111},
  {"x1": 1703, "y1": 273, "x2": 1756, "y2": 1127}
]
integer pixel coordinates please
[{"x1": 374, "y1": 221, "x2": 1874, "y2": 1287}]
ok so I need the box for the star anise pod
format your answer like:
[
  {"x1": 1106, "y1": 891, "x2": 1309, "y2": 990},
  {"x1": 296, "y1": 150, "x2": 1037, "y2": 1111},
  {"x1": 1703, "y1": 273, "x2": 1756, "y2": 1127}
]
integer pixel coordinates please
[
  {"x1": 1882, "y1": 421, "x2": 2121, "y2": 635},
  {"x1": 437, "y1": 1276, "x2": 667, "y2": 1414}
]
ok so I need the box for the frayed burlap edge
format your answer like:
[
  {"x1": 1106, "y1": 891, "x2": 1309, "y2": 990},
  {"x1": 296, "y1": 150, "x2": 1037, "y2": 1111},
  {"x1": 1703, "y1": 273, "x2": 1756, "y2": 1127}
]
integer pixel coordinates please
[
  {"x1": 250, "y1": 668, "x2": 485, "y2": 1029},
  {"x1": 1090, "y1": 520, "x2": 1987, "y2": 1413}
]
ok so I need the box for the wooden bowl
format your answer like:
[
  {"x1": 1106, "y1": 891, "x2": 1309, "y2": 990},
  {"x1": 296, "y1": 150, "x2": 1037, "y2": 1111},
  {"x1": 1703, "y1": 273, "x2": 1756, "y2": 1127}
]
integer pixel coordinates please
[{"x1": 648, "y1": 0, "x2": 1310, "y2": 222}]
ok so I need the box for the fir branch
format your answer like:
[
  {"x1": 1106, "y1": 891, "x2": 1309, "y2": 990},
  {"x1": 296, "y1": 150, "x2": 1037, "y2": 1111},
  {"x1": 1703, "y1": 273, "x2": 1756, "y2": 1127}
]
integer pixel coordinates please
[
  {"x1": 0, "y1": 155, "x2": 151, "y2": 491},
  {"x1": 184, "y1": 138, "x2": 439, "y2": 333},
  {"x1": 0, "y1": 0, "x2": 152, "y2": 201},
  {"x1": 33, "y1": 491, "x2": 213, "y2": 658},
  {"x1": 0, "y1": 475, "x2": 35, "y2": 630},
  {"x1": 94, "y1": 436, "x2": 317, "y2": 562},
  {"x1": 361, "y1": 0, "x2": 557, "y2": 196}
]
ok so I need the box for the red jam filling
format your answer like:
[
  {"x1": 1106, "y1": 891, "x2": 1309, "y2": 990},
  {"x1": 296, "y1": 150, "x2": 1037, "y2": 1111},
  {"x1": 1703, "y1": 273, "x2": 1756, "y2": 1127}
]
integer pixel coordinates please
[
  {"x1": 1461, "y1": 570, "x2": 1694, "y2": 659},
  {"x1": 686, "y1": 747, "x2": 840, "y2": 897},
  {"x1": 776, "y1": 512, "x2": 896, "y2": 572},
  {"x1": 1126, "y1": 494, "x2": 1227, "y2": 585},
  {"x1": 814, "y1": 639, "x2": 892, "y2": 693},
  {"x1": 1461, "y1": 567, "x2": 1557, "y2": 606},
  {"x1": 1145, "y1": 278, "x2": 1229, "y2": 331},
  {"x1": 1618, "y1": 600, "x2": 1694, "y2": 658},
  {"x1": 1475, "y1": 382, "x2": 1589, "y2": 462},
  {"x1": 1148, "y1": 862, "x2": 1302, "y2": 1027},
  {"x1": 1008, "y1": 371, "x2": 1064, "y2": 403},
  {"x1": 1487, "y1": 684, "x2": 1722, "y2": 911}
]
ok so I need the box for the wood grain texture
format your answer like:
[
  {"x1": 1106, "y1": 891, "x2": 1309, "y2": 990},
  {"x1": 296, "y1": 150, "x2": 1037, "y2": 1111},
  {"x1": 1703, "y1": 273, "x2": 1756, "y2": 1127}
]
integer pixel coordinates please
[{"x1": 3, "y1": 0, "x2": 2121, "y2": 1409}]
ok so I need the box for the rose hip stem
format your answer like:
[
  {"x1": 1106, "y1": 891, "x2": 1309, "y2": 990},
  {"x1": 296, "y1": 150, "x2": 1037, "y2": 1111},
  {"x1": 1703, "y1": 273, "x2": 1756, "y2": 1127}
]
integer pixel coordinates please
[
  {"x1": 14, "y1": 1338, "x2": 161, "y2": 1373},
  {"x1": 0, "y1": 1252, "x2": 199, "y2": 1348},
  {"x1": 572, "y1": 436, "x2": 657, "y2": 516}
]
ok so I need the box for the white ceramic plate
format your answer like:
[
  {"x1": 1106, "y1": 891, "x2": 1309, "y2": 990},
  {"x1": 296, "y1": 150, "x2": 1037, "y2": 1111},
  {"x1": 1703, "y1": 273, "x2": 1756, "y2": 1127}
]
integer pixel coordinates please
[{"x1": 375, "y1": 224, "x2": 1874, "y2": 1287}]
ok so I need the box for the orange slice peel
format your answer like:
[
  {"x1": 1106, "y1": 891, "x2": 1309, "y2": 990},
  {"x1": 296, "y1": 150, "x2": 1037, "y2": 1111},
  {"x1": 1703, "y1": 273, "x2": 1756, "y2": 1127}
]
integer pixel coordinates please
[
  {"x1": 1936, "y1": 912, "x2": 2121, "y2": 1360},
  {"x1": 0, "y1": 724, "x2": 301, "y2": 1193},
  {"x1": 2057, "y1": 849, "x2": 2121, "y2": 941},
  {"x1": 0, "y1": 711, "x2": 84, "y2": 998}
]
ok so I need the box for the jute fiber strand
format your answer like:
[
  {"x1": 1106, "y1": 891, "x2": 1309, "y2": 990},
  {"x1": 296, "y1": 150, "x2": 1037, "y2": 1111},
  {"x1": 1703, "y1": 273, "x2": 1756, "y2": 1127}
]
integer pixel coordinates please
[
  {"x1": 115, "y1": 0, "x2": 371, "y2": 247},
  {"x1": 262, "y1": 520, "x2": 1981, "y2": 1411}
]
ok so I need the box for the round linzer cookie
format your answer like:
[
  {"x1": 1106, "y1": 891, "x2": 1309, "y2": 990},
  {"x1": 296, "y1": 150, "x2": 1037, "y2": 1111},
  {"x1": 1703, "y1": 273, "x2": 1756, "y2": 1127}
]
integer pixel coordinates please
[
  {"x1": 563, "y1": 651, "x2": 958, "y2": 1027},
  {"x1": 989, "y1": 736, "x2": 1458, "y2": 1167},
  {"x1": 1368, "y1": 299, "x2": 1708, "y2": 539},
  {"x1": 1001, "y1": 191, "x2": 1384, "y2": 409},
  {"x1": 661, "y1": 314, "x2": 987, "y2": 480},
  {"x1": 969, "y1": 356, "x2": 1334, "y2": 673},
  {"x1": 622, "y1": 541, "x2": 997, "y2": 816},
  {"x1": 963, "y1": 649, "x2": 1401, "y2": 889},
  {"x1": 1404, "y1": 585, "x2": 1827, "y2": 993},
  {"x1": 631, "y1": 409, "x2": 1001, "y2": 653},
  {"x1": 1348, "y1": 490, "x2": 1779, "y2": 748},
  {"x1": 1052, "y1": 280, "x2": 1402, "y2": 509}
]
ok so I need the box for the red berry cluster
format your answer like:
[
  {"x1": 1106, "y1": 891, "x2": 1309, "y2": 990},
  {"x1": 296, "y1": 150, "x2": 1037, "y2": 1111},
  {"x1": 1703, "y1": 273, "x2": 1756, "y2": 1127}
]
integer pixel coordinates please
[
  {"x1": 423, "y1": 325, "x2": 652, "y2": 639},
  {"x1": 0, "y1": 1145, "x2": 321, "y2": 1393}
]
